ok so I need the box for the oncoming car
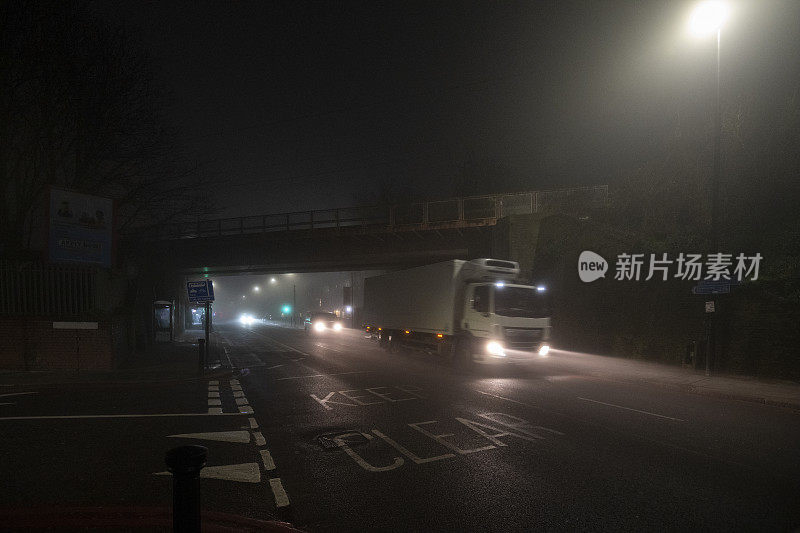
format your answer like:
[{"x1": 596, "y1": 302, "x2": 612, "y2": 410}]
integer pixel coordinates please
[{"x1": 304, "y1": 312, "x2": 343, "y2": 334}]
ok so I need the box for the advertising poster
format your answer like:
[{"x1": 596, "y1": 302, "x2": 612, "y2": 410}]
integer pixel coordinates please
[{"x1": 48, "y1": 188, "x2": 114, "y2": 267}]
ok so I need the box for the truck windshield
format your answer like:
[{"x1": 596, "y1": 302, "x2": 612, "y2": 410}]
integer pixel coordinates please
[{"x1": 494, "y1": 286, "x2": 549, "y2": 318}]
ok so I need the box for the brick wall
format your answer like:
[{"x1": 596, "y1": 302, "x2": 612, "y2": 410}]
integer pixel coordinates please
[{"x1": 0, "y1": 317, "x2": 131, "y2": 371}]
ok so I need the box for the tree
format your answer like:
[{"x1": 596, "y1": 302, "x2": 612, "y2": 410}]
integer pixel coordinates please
[{"x1": 0, "y1": 0, "x2": 211, "y2": 256}]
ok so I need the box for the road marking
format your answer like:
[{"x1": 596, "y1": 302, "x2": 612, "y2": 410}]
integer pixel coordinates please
[
  {"x1": 208, "y1": 407, "x2": 222, "y2": 414},
  {"x1": 277, "y1": 370, "x2": 373, "y2": 381},
  {"x1": 260, "y1": 449, "x2": 276, "y2": 471},
  {"x1": 334, "y1": 432, "x2": 404, "y2": 472},
  {"x1": 253, "y1": 431, "x2": 266, "y2": 446},
  {"x1": 230, "y1": 379, "x2": 240, "y2": 386},
  {"x1": 0, "y1": 402, "x2": 15, "y2": 406},
  {"x1": 208, "y1": 392, "x2": 220, "y2": 398},
  {"x1": 208, "y1": 380, "x2": 219, "y2": 385},
  {"x1": 250, "y1": 331, "x2": 309, "y2": 356},
  {"x1": 208, "y1": 399, "x2": 222, "y2": 406},
  {"x1": 235, "y1": 397, "x2": 248, "y2": 405},
  {"x1": 266, "y1": 364, "x2": 283, "y2": 370},
  {"x1": 239, "y1": 405, "x2": 254, "y2": 414},
  {"x1": 248, "y1": 417, "x2": 258, "y2": 429},
  {"x1": 233, "y1": 390, "x2": 245, "y2": 398},
  {"x1": 373, "y1": 429, "x2": 455, "y2": 464},
  {"x1": 167, "y1": 430, "x2": 251, "y2": 443},
  {"x1": 232, "y1": 385, "x2": 243, "y2": 391},
  {"x1": 269, "y1": 478, "x2": 290, "y2": 508},
  {"x1": 474, "y1": 390, "x2": 532, "y2": 407},
  {"x1": 208, "y1": 385, "x2": 219, "y2": 391},
  {"x1": 155, "y1": 463, "x2": 261, "y2": 483},
  {"x1": 0, "y1": 413, "x2": 246, "y2": 421},
  {"x1": 0, "y1": 392, "x2": 38, "y2": 398},
  {"x1": 577, "y1": 397, "x2": 685, "y2": 421}
]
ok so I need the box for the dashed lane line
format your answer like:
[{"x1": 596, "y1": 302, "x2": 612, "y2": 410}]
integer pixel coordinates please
[
  {"x1": 260, "y1": 449, "x2": 276, "y2": 471},
  {"x1": 0, "y1": 392, "x2": 38, "y2": 398},
  {"x1": 269, "y1": 478, "x2": 290, "y2": 508},
  {"x1": 276, "y1": 370, "x2": 374, "y2": 381},
  {"x1": 253, "y1": 431, "x2": 266, "y2": 446},
  {"x1": 577, "y1": 397, "x2": 685, "y2": 422}
]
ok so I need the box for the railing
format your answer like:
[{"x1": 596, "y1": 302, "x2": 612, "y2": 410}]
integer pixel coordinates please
[
  {"x1": 0, "y1": 260, "x2": 97, "y2": 316},
  {"x1": 144, "y1": 185, "x2": 608, "y2": 240}
]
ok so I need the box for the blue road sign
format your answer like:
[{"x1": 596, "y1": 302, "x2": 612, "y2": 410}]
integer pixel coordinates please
[
  {"x1": 187, "y1": 280, "x2": 215, "y2": 302},
  {"x1": 692, "y1": 280, "x2": 730, "y2": 294}
]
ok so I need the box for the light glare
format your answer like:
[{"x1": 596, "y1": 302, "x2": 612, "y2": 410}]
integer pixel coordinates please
[{"x1": 689, "y1": 1, "x2": 729, "y2": 37}]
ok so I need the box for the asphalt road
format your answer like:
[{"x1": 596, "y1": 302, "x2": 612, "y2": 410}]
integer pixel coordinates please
[{"x1": 2, "y1": 321, "x2": 799, "y2": 532}]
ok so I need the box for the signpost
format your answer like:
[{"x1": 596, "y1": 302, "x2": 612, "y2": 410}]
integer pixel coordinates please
[{"x1": 187, "y1": 280, "x2": 215, "y2": 370}]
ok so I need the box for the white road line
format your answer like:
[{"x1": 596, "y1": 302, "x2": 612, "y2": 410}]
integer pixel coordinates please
[
  {"x1": 248, "y1": 417, "x2": 258, "y2": 429},
  {"x1": 253, "y1": 431, "x2": 266, "y2": 446},
  {"x1": 0, "y1": 392, "x2": 38, "y2": 398},
  {"x1": 230, "y1": 379, "x2": 240, "y2": 386},
  {"x1": 238, "y1": 406, "x2": 254, "y2": 414},
  {"x1": 208, "y1": 392, "x2": 220, "y2": 398},
  {"x1": 269, "y1": 478, "x2": 290, "y2": 508},
  {"x1": 260, "y1": 449, "x2": 276, "y2": 471},
  {"x1": 235, "y1": 397, "x2": 248, "y2": 405},
  {"x1": 231, "y1": 385, "x2": 243, "y2": 391},
  {"x1": 0, "y1": 412, "x2": 245, "y2": 421},
  {"x1": 208, "y1": 399, "x2": 222, "y2": 406},
  {"x1": 0, "y1": 402, "x2": 15, "y2": 406},
  {"x1": 208, "y1": 385, "x2": 219, "y2": 391},
  {"x1": 266, "y1": 364, "x2": 283, "y2": 370},
  {"x1": 248, "y1": 330, "x2": 309, "y2": 356},
  {"x1": 276, "y1": 370, "x2": 373, "y2": 381},
  {"x1": 208, "y1": 380, "x2": 219, "y2": 385},
  {"x1": 233, "y1": 391, "x2": 245, "y2": 398},
  {"x1": 208, "y1": 407, "x2": 222, "y2": 414},
  {"x1": 168, "y1": 430, "x2": 251, "y2": 443},
  {"x1": 475, "y1": 390, "x2": 533, "y2": 407},
  {"x1": 577, "y1": 397, "x2": 685, "y2": 421}
]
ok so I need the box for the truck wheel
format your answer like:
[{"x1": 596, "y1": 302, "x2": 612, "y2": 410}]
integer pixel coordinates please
[{"x1": 453, "y1": 338, "x2": 474, "y2": 371}]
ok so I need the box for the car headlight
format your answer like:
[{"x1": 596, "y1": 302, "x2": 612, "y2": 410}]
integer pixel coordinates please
[
  {"x1": 313, "y1": 322, "x2": 325, "y2": 332},
  {"x1": 538, "y1": 344, "x2": 550, "y2": 356},
  {"x1": 486, "y1": 341, "x2": 505, "y2": 356},
  {"x1": 332, "y1": 322, "x2": 343, "y2": 331}
]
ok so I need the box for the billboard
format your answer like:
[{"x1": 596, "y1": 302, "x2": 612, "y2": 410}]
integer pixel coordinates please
[{"x1": 48, "y1": 188, "x2": 113, "y2": 267}]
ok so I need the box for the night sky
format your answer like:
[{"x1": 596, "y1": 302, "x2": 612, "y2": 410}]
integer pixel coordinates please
[{"x1": 89, "y1": 0, "x2": 800, "y2": 218}]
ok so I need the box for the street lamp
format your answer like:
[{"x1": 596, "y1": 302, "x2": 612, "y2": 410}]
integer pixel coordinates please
[
  {"x1": 689, "y1": 0, "x2": 728, "y2": 251},
  {"x1": 689, "y1": 1, "x2": 728, "y2": 376},
  {"x1": 270, "y1": 277, "x2": 277, "y2": 284}
]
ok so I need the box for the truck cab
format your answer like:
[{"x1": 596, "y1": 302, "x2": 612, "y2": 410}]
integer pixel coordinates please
[{"x1": 462, "y1": 280, "x2": 551, "y2": 362}]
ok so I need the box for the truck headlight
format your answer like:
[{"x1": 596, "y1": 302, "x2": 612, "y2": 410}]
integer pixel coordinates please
[
  {"x1": 486, "y1": 341, "x2": 505, "y2": 356},
  {"x1": 538, "y1": 344, "x2": 550, "y2": 356}
]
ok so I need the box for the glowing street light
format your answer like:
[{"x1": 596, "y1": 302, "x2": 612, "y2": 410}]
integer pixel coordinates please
[
  {"x1": 270, "y1": 277, "x2": 277, "y2": 284},
  {"x1": 253, "y1": 286, "x2": 260, "y2": 292},
  {"x1": 689, "y1": 1, "x2": 729, "y2": 37}
]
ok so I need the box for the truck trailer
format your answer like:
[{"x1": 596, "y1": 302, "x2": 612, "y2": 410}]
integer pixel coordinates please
[{"x1": 363, "y1": 258, "x2": 551, "y2": 365}]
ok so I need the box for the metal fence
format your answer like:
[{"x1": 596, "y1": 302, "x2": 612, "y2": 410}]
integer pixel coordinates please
[
  {"x1": 0, "y1": 260, "x2": 97, "y2": 316},
  {"x1": 147, "y1": 185, "x2": 608, "y2": 240}
]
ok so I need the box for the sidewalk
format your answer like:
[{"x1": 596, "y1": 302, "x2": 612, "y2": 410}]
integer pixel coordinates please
[
  {"x1": 552, "y1": 349, "x2": 800, "y2": 411},
  {"x1": 0, "y1": 338, "x2": 234, "y2": 388}
]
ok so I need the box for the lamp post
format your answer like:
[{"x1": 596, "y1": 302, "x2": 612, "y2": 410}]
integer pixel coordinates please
[{"x1": 689, "y1": 1, "x2": 729, "y2": 375}]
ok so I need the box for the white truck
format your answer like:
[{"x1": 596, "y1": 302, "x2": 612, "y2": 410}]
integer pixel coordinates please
[{"x1": 363, "y1": 258, "x2": 551, "y2": 365}]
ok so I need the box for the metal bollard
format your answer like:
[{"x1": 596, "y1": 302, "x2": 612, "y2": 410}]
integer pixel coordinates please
[
  {"x1": 165, "y1": 445, "x2": 207, "y2": 533},
  {"x1": 197, "y1": 339, "x2": 205, "y2": 375}
]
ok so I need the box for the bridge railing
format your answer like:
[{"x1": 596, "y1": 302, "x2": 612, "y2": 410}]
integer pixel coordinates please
[{"x1": 149, "y1": 186, "x2": 607, "y2": 240}]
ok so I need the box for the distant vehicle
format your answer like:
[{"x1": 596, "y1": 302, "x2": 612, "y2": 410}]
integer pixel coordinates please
[
  {"x1": 363, "y1": 258, "x2": 551, "y2": 366},
  {"x1": 305, "y1": 311, "x2": 343, "y2": 334}
]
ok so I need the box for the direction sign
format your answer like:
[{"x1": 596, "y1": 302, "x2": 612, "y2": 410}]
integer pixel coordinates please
[
  {"x1": 187, "y1": 280, "x2": 215, "y2": 302},
  {"x1": 692, "y1": 279, "x2": 733, "y2": 295}
]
